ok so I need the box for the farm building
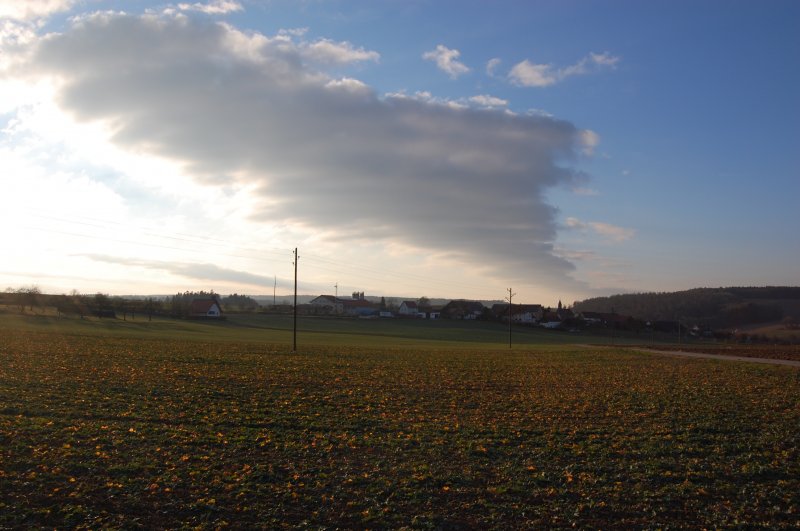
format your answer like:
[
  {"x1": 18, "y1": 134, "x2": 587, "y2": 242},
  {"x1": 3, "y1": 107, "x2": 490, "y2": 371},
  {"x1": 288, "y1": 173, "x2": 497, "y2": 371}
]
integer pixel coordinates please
[
  {"x1": 309, "y1": 293, "x2": 378, "y2": 316},
  {"x1": 441, "y1": 300, "x2": 486, "y2": 320},
  {"x1": 491, "y1": 304, "x2": 543, "y2": 323},
  {"x1": 189, "y1": 298, "x2": 223, "y2": 318},
  {"x1": 398, "y1": 301, "x2": 418, "y2": 316},
  {"x1": 309, "y1": 295, "x2": 345, "y2": 314}
]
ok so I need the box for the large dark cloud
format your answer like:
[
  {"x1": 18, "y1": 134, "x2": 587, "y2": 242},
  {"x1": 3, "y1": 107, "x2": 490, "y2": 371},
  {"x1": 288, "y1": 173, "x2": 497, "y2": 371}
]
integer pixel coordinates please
[{"x1": 29, "y1": 11, "x2": 590, "y2": 288}]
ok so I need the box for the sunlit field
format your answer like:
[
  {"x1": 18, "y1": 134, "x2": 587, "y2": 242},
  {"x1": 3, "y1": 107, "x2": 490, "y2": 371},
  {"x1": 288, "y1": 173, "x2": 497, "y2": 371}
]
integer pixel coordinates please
[
  {"x1": 1, "y1": 317, "x2": 798, "y2": 528},
  {"x1": 0, "y1": 307, "x2": 662, "y2": 347}
]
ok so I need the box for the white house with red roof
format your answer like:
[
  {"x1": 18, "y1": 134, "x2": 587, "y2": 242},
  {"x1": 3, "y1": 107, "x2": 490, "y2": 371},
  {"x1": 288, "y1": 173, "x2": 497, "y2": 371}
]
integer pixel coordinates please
[
  {"x1": 398, "y1": 301, "x2": 418, "y2": 316},
  {"x1": 309, "y1": 295, "x2": 345, "y2": 314},
  {"x1": 189, "y1": 298, "x2": 223, "y2": 318}
]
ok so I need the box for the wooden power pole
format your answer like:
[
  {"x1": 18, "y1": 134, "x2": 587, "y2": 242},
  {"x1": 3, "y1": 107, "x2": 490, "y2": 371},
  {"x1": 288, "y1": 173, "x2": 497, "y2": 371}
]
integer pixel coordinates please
[
  {"x1": 506, "y1": 288, "x2": 515, "y2": 349},
  {"x1": 292, "y1": 248, "x2": 298, "y2": 352}
]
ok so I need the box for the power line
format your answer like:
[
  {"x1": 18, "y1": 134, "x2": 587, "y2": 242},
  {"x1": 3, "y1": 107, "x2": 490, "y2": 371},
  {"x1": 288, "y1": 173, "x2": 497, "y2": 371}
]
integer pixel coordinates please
[
  {"x1": 14, "y1": 210, "x2": 527, "y2": 301},
  {"x1": 21, "y1": 206, "x2": 493, "y2": 296},
  {"x1": 301, "y1": 252, "x2": 480, "y2": 294},
  {"x1": 18, "y1": 223, "x2": 290, "y2": 264},
  {"x1": 22, "y1": 208, "x2": 290, "y2": 258}
]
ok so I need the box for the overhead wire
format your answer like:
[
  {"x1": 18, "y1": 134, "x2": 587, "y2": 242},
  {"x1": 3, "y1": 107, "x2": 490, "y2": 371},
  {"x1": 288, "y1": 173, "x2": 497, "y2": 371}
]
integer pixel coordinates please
[
  {"x1": 301, "y1": 252, "x2": 482, "y2": 295},
  {"x1": 21, "y1": 209, "x2": 292, "y2": 261},
  {"x1": 16, "y1": 207, "x2": 503, "y2": 298}
]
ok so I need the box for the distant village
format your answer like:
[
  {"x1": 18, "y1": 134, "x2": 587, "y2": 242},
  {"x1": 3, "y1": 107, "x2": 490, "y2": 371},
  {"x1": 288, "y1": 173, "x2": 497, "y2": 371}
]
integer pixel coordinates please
[
  {"x1": 7, "y1": 286, "x2": 797, "y2": 342},
  {"x1": 305, "y1": 292, "x2": 577, "y2": 328},
  {"x1": 3, "y1": 287, "x2": 627, "y2": 332},
  {"x1": 186, "y1": 291, "x2": 688, "y2": 336},
  {"x1": 148, "y1": 291, "x2": 584, "y2": 327}
]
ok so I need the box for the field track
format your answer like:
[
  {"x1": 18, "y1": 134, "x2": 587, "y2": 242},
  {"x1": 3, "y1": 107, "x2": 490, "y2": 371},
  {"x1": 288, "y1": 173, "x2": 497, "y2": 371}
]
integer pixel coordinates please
[{"x1": 629, "y1": 347, "x2": 800, "y2": 367}]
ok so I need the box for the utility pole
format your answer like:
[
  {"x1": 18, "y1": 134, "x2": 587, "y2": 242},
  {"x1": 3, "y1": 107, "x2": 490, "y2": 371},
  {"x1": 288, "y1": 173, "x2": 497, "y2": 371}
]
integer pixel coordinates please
[
  {"x1": 611, "y1": 307, "x2": 616, "y2": 346},
  {"x1": 273, "y1": 275, "x2": 276, "y2": 307},
  {"x1": 506, "y1": 288, "x2": 515, "y2": 349},
  {"x1": 334, "y1": 282, "x2": 338, "y2": 299},
  {"x1": 292, "y1": 248, "x2": 298, "y2": 352}
]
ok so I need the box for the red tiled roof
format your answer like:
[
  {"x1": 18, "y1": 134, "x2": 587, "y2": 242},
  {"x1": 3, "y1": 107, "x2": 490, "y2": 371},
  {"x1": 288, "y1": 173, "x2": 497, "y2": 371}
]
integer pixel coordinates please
[{"x1": 190, "y1": 299, "x2": 220, "y2": 315}]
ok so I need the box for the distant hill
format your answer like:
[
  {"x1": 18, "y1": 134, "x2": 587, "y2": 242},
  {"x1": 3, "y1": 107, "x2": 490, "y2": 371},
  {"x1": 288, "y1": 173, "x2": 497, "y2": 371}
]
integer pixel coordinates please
[{"x1": 573, "y1": 287, "x2": 800, "y2": 329}]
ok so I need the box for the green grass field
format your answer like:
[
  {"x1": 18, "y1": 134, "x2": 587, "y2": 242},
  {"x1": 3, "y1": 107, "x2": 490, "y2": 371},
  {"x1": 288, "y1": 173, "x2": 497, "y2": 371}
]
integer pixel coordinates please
[
  {"x1": 1, "y1": 311, "x2": 798, "y2": 528},
  {"x1": 0, "y1": 307, "x2": 654, "y2": 348}
]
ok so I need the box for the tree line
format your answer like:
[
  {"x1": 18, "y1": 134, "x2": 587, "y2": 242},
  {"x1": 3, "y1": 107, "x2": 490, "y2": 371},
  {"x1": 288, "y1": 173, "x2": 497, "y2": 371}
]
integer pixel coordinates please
[
  {"x1": 573, "y1": 287, "x2": 797, "y2": 328},
  {"x1": 1, "y1": 288, "x2": 264, "y2": 319}
]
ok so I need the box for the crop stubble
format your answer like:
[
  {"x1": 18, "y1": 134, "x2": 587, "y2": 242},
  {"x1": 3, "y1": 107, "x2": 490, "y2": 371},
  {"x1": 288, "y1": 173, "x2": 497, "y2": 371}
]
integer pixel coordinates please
[{"x1": 1, "y1": 330, "x2": 798, "y2": 528}]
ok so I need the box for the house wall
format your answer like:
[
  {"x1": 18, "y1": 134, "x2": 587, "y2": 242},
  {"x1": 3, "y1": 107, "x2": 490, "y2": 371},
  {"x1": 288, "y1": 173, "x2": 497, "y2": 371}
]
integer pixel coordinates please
[
  {"x1": 398, "y1": 302, "x2": 417, "y2": 315},
  {"x1": 309, "y1": 296, "x2": 344, "y2": 314},
  {"x1": 513, "y1": 312, "x2": 535, "y2": 323}
]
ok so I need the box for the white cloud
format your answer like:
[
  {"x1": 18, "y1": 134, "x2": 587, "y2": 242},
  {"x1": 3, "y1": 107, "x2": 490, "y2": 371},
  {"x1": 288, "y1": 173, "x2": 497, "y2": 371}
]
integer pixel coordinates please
[
  {"x1": 177, "y1": 0, "x2": 243, "y2": 15},
  {"x1": 1, "y1": 19, "x2": 37, "y2": 51},
  {"x1": 486, "y1": 57, "x2": 501, "y2": 77},
  {"x1": 509, "y1": 51, "x2": 620, "y2": 87},
  {"x1": 0, "y1": 1, "x2": 71, "y2": 72},
  {"x1": 279, "y1": 27, "x2": 309, "y2": 37},
  {"x1": 509, "y1": 60, "x2": 558, "y2": 87},
  {"x1": 304, "y1": 38, "x2": 380, "y2": 65},
  {"x1": 526, "y1": 108, "x2": 555, "y2": 118},
  {"x1": 579, "y1": 129, "x2": 600, "y2": 155},
  {"x1": 325, "y1": 77, "x2": 371, "y2": 95},
  {"x1": 387, "y1": 91, "x2": 509, "y2": 111},
  {"x1": 8, "y1": 11, "x2": 597, "y2": 292},
  {"x1": 217, "y1": 24, "x2": 379, "y2": 67},
  {"x1": 422, "y1": 44, "x2": 470, "y2": 79},
  {"x1": 565, "y1": 217, "x2": 635, "y2": 242},
  {"x1": 564, "y1": 217, "x2": 584, "y2": 229},
  {"x1": 384, "y1": 90, "x2": 469, "y2": 110},
  {"x1": 589, "y1": 51, "x2": 620, "y2": 67},
  {"x1": 0, "y1": 0, "x2": 74, "y2": 21},
  {"x1": 468, "y1": 94, "x2": 508, "y2": 108}
]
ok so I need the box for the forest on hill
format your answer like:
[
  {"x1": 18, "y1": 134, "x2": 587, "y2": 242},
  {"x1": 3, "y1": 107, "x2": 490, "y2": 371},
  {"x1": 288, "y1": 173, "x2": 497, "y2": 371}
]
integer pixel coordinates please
[{"x1": 573, "y1": 287, "x2": 800, "y2": 329}]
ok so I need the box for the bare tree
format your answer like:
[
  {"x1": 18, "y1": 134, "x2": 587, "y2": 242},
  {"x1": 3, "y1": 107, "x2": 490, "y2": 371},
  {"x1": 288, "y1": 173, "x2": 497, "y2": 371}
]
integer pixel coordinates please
[{"x1": 16, "y1": 286, "x2": 41, "y2": 313}]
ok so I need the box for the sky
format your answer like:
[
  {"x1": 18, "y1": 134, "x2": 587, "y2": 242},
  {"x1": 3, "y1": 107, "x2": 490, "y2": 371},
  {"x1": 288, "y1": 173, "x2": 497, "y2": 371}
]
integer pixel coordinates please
[{"x1": 1, "y1": 0, "x2": 798, "y2": 306}]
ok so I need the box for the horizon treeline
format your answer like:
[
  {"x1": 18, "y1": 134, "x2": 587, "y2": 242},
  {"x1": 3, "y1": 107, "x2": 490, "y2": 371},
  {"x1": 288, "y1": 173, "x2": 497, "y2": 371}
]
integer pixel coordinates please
[
  {"x1": 573, "y1": 286, "x2": 799, "y2": 327},
  {"x1": 1, "y1": 288, "x2": 266, "y2": 319}
]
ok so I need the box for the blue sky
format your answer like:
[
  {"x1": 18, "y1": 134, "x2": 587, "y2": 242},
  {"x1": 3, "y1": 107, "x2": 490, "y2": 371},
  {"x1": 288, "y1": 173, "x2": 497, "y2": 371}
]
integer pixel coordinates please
[{"x1": 1, "y1": 0, "x2": 798, "y2": 305}]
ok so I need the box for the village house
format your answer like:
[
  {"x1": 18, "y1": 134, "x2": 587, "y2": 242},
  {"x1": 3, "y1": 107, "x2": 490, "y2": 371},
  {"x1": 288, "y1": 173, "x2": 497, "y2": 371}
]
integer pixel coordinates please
[
  {"x1": 579, "y1": 311, "x2": 605, "y2": 324},
  {"x1": 398, "y1": 301, "x2": 418, "y2": 316},
  {"x1": 423, "y1": 306, "x2": 442, "y2": 319},
  {"x1": 309, "y1": 295, "x2": 344, "y2": 314},
  {"x1": 309, "y1": 292, "x2": 377, "y2": 317},
  {"x1": 491, "y1": 303, "x2": 543, "y2": 323},
  {"x1": 441, "y1": 300, "x2": 486, "y2": 320},
  {"x1": 396, "y1": 300, "x2": 441, "y2": 319},
  {"x1": 577, "y1": 310, "x2": 640, "y2": 330},
  {"x1": 189, "y1": 298, "x2": 223, "y2": 318}
]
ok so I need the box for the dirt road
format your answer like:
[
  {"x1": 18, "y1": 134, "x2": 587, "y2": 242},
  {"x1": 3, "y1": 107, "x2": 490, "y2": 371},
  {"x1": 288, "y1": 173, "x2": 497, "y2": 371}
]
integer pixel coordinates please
[{"x1": 629, "y1": 347, "x2": 800, "y2": 368}]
